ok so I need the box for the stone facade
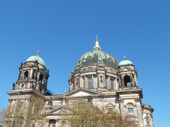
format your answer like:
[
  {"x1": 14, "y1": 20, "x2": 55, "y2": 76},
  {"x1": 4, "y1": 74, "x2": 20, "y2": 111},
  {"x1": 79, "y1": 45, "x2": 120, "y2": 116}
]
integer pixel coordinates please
[{"x1": 4, "y1": 37, "x2": 154, "y2": 127}]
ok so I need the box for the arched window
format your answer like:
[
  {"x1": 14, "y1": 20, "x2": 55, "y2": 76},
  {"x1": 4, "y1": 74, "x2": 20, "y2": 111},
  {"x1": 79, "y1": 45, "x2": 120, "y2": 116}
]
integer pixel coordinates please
[
  {"x1": 62, "y1": 120, "x2": 66, "y2": 125},
  {"x1": 105, "y1": 76, "x2": 108, "y2": 89},
  {"x1": 76, "y1": 78, "x2": 79, "y2": 85},
  {"x1": 127, "y1": 103, "x2": 135, "y2": 117},
  {"x1": 22, "y1": 84, "x2": 25, "y2": 88},
  {"x1": 32, "y1": 70, "x2": 36, "y2": 79},
  {"x1": 39, "y1": 74, "x2": 43, "y2": 84},
  {"x1": 93, "y1": 75, "x2": 97, "y2": 88},
  {"x1": 24, "y1": 71, "x2": 28, "y2": 79},
  {"x1": 40, "y1": 87, "x2": 42, "y2": 92},
  {"x1": 124, "y1": 75, "x2": 131, "y2": 87},
  {"x1": 146, "y1": 117, "x2": 149, "y2": 123},
  {"x1": 50, "y1": 120, "x2": 56, "y2": 127},
  {"x1": 100, "y1": 75, "x2": 103, "y2": 82},
  {"x1": 83, "y1": 76, "x2": 85, "y2": 88},
  {"x1": 87, "y1": 76, "x2": 92, "y2": 89},
  {"x1": 110, "y1": 78, "x2": 114, "y2": 90}
]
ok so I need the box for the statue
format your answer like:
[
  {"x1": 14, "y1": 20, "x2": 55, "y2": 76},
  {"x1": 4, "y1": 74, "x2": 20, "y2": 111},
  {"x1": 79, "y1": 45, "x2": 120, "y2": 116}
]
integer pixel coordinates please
[
  {"x1": 12, "y1": 82, "x2": 15, "y2": 90},
  {"x1": 20, "y1": 63, "x2": 23, "y2": 67}
]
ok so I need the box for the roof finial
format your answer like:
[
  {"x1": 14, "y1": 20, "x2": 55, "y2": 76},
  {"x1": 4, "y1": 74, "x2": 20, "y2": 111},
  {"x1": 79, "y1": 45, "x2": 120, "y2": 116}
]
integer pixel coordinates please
[
  {"x1": 124, "y1": 55, "x2": 126, "y2": 60},
  {"x1": 94, "y1": 35, "x2": 101, "y2": 50},
  {"x1": 96, "y1": 35, "x2": 98, "y2": 40},
  {"x1": 37, "y1": 50, "x2": 39, "y2": 56}
]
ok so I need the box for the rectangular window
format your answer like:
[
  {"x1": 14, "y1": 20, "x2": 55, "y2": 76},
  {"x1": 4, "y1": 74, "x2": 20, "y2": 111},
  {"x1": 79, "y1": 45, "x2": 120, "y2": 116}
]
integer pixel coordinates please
[
  {"x1": 88, "y1": 77, "x2": 92, "y2": 89},
  {"x1": 93, "y1": 76, "x2": 97, "y2": 88},
  {"x1": 128, "y1": 108, "x2": 134, "y2": 113},
  {"x1": 105, "y1": 76, "x2": 107, "y2": 88},
  {"x1": 146, "y1": 117, "x2": 149, "y2": 123},
  {"x1": 110, "y1": 78, "x2": 114, "y2": 90},
  {"x1": 130, "y1": 115, "x2": 134, "y2": 117},
  {"x1": 108, "y1": 108, "x2": 113, "y2": 113},
  {"x1": 83, "y1": 77, "x2": 85, "y2": 88}
]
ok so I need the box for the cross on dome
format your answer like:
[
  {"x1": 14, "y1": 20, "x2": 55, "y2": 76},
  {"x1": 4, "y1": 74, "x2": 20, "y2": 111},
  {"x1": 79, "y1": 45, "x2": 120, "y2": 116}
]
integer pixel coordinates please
[{"x1": 94, "y1": 35, "x2": 101, "y2": 50}]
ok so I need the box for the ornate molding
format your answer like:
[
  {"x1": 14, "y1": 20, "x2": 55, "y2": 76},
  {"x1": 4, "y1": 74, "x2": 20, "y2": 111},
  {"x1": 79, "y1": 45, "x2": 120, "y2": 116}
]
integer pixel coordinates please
[
  {"x1": 119, "y1": 98, "x2": 124, "y2": 103},
  {"x1": 135, "y1": 98, "x2": 140, "y2": 102}
]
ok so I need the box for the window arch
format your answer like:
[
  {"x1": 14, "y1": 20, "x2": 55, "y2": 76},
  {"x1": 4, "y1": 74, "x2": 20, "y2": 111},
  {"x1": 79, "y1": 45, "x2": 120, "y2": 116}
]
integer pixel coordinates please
[
  {"x1": 105, "y1": 75, "x2": 108, "y2": 89},
  {"x1": 87, "y1": 76, "x2": 92, "y2": 89},
  {"x1": 110, "y1": 77, "x2": 114, "y2": 90},
  {"x1": 126, "y1": 103, "x2": 135, "y2": 117},
  {"x1": 24, "y1": 71, "x2": 28, "y2": 79},
  {"x1": 39, "y1": 74, "x2": 43, "y2": 83},
  {"x1": 21, "y1": 84, "x2": 25, "y2": 88},
  {"x1": 124, "y1": 75, "x2": 131, "y2": 87},
  {"x1": 105, "y1": 103, "x2": 115, "y2": 113}
]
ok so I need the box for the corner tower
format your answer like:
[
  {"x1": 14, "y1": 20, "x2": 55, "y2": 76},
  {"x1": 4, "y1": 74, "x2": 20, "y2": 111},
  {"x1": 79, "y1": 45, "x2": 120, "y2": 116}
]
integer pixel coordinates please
[
  {"x1": 16, "y1": 51, "x2": 49, "y2": 94},
  {"x1": 4, "y1": 51, "x2": 49, "y2": 127},
  {"x1": 118, "y1": 56, "x2": 138, "y2": 89}
]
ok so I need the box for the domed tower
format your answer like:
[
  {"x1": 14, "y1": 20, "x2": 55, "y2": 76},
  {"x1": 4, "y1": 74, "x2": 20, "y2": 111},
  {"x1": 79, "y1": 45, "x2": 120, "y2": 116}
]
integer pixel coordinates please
[
  {"x1": 16, "y1": 51, "x2": 49, "y2": 94},
  {"x1": 118, "y1": 56, "x2": 138, "y2": 89},
  {"x1": 68, "y1": 36, "x2": 119, "y2": 92},
  {"x1": 5, "y1": 51, "x2": 49, "y2": 127}
]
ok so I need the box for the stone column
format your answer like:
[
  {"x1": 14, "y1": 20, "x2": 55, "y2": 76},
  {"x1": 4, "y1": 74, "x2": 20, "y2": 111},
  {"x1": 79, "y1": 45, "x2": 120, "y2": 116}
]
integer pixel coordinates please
[
  {"x1": 135, "y1": 98, "x2": 143, "y2": 127},
  {"x1": 27, "y1": 70, "x2": 30, "y2": 80},
  {"x1": 37, "y1": 72, "x2": 40, "y2": 82},
  {"x1": 114, "y1": 78, "x2": 118, "y2": 90},
  {"x1": 85, "y1": 76, "x2": 88, "y2": 89},
  {"x1": 134, "y1": 74, "x2": 138, "y2": 86},
  {"x1": 80, "y1": 76, "x2": 83, "y2": 88},
  {"x1": 92, "y1": 75, "x2": 94, "y2": 88},
  {"x1": 107, "y1": 76, "x2": 110, "y2": 89},
  {"x1": 21, "y1": 71, "x2": 24, "y2": 79},
  {"x1": 119, "y1": 98, "x2": 125, "y2": 116},
  {"x1": 121, "y1": 75, "x2": 124, "y2": 87},
  {"x1": 30, "y1": 68, "x2": 34, "y2": 79},
  {"x1": 130, "y1": 74, "x2": 134, "y2": 86},
  {"x1": 42, "y1": 76, "x2": 46, "y2": 85}
]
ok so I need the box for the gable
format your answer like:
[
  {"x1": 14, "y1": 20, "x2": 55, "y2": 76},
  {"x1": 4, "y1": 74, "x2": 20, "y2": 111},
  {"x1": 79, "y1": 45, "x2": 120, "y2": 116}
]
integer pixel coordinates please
[
  {"x1": 69, "y1": 91, "x2": 93, "y2": 97},
  {"x1": 49, "y1": 107, "x2": 70, "y2": 115},
  {"x1": 66, "y1": 88, "x2": 100, "y2": 97}
]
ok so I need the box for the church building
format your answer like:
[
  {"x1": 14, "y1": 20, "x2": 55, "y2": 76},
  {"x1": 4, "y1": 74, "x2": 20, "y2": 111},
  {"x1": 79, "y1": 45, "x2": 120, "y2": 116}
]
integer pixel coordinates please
[{"x1": 4, "y1": 36, "x2": 154, "y2": 127}]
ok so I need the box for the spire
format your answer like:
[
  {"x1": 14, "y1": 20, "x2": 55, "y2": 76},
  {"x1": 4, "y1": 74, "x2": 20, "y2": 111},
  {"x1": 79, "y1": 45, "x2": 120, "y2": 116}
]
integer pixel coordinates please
[{"x1": 94, "y1": 35, "x2": 101, "y2": 50}]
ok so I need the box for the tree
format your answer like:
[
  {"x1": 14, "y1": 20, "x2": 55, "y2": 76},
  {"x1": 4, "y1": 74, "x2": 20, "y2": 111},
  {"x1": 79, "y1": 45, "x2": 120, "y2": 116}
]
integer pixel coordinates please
[
  {"x1": 4, "y1": 95, "x2": 46, "y2": 127},
  {"x1": 0, "y1": 107, "x2": 6, "y2": 124},
  {"x1": 68, "y1": 102, "x2": 138, "y2": 127}
]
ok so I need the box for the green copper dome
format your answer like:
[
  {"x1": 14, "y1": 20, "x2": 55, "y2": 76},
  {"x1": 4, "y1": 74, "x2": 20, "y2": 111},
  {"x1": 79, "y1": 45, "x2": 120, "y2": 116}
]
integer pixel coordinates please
[
  {"x1": 26, "y1": 56, "x2": 46, "y2": 68},
  {"x1": 118, "y1": 60, "x2": 133, "y2": 67},
  {"x1": 76, "y1": 50, "x2": 118, "y2": 69}
]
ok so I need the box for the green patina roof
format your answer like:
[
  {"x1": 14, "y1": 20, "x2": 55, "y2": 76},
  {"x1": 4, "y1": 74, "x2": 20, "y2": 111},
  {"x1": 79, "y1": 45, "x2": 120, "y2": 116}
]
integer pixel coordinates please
[
  {"x1": 76, "y1": 50, "x2": 118, "y2": 69},
  {"x1": 26, "y1": 56, "x2": 46, "y2": 68},
  {"x1": 118, "y1": 60, "x2": 133, "y2": 67}
]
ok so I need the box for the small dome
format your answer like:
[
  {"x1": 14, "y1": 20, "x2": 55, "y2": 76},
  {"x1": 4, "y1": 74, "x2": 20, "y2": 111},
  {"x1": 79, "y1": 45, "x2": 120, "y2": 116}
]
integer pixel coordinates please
[
  {"x1": 26, "y1": 56, "x2": 46, "y2": 68},
  {"x1": 118, "y1": 60, "x2": 133, "y2": 67},
  {"x1": 76, "y1": 50, "x2": 118, "y2": 69}
]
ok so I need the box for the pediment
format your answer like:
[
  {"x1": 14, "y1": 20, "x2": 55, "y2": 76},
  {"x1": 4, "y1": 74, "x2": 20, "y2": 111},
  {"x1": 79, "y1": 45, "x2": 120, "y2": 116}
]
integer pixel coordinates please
[
  {"x1": 48, "y1": 106, "x2": 70, "y2": 115},
  {"x1": 66, "y1": 88, "x2": 101, "y2": 97},
  {"x1": 119, "y1": 67, "x2": 132, "y2": 72}
]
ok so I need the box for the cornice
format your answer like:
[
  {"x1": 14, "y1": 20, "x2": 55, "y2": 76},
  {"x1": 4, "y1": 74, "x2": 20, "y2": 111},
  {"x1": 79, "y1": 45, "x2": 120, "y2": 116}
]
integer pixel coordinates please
[{"x1": 7, "y1": 89, "x2": 45, "y2": 99}]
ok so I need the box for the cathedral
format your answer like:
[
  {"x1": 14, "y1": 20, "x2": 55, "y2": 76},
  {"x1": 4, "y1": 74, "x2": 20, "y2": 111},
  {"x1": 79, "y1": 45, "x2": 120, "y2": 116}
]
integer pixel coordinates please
[{"x1": 4, "y1": 36, "x2": 154, "y2": 127}]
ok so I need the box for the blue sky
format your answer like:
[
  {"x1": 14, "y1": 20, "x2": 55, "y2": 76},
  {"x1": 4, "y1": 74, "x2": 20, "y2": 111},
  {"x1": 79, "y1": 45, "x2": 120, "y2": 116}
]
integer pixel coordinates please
[{"x1": 0, "y1": 0, "x2": 170, "y2": 126}]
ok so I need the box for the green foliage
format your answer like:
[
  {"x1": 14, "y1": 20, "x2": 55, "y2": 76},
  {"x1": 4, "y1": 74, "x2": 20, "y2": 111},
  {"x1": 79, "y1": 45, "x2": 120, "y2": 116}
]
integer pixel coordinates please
[
  {"x1": 68, "y1": 102, "x2": 138, "y2": 127},
  {"x1": 0, "y1": 107, "x2": 6, "y2": 123}
]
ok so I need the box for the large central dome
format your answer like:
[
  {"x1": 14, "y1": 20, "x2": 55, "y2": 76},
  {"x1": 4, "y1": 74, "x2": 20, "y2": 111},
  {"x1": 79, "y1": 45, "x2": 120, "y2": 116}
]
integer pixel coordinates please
[{"x1": 76, "y1": 36, "x2": 118, "y2": 69}]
